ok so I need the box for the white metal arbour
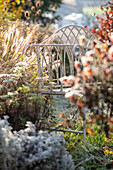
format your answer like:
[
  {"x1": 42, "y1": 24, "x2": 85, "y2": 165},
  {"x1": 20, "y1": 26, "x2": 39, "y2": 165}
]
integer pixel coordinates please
[
  {"x1": 25, "y1": 25, "x2": 98, "y2": 94},
  {"x1": 24, "y1": 25, "x2": 98, "y2": 142}
]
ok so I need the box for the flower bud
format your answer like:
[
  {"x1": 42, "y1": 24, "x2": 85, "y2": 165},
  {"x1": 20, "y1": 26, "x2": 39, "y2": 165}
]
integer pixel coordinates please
[
  {"x1": 79, "y1": 35, "x2": 85, "y2": 46},
  {"x1": 74, "y1": 61, "x2": 81, "y2": 72},
  {"x1": 83, "y1": 67, "x2": 93, "y2": 77}
]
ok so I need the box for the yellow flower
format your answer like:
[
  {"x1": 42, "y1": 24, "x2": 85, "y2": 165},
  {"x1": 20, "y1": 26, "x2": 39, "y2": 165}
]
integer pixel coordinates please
[
  {"x1": 13, "y1": 9, "x2": 17, "y2": 13},
  {"x1": 0, "y1": 106, "x2": 2, "y2": 111},
  {"x1": 18, "y1": 6, "x2": 23, "y2": 11},
  {"x1": 12, "y1": 2, "x2": 15, "y2": 6},
  {"x1": 15, "y1": 0, "x2": 20, "y2": 3},
  {"x1": 104, "y1": 150, "x2": 113, "y2": 155},
  {"x1": 21, "y1": 0, "x2": 25, "y2": 3},
  {"x1": 109, "y1": 151, "x2": 113, "y2": 154}
]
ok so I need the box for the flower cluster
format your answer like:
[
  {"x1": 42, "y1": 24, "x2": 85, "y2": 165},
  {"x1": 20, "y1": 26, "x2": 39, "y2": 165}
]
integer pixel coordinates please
[
  {"x1": 104, "y1": 150, "x2": 113, "y2": 155},
  {"x1": 0, "y1": 117, "x2": 75, "y2": 170}
]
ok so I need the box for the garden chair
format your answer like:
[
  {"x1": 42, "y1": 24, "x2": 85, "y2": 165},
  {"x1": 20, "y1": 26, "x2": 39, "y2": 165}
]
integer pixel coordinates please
[{"x1": 24, "y1": 24, "x2": 98, "y2": 142}]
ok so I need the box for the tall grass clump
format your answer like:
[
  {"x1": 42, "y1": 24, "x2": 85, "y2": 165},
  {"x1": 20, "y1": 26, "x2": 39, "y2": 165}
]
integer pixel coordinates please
[{"x1": 0, "y1": 20, "x2": 53, "y2": 130}]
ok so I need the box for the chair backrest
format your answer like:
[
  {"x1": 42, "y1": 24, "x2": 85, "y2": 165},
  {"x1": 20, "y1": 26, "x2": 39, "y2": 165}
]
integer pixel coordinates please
[{"x1": 25, "y1": 25, "x2": 98, "y2": 95}]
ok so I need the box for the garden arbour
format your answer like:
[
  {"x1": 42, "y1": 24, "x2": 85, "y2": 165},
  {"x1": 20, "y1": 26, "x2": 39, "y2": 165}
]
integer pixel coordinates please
[{"x1": 24, "y1": 24, "x2": 99, "y2": 141}]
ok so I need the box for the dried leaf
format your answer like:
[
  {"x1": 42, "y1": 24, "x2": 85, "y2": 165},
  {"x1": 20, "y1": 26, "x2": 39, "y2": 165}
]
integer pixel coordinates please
[
  {"x1": 108, "y1": 119, "x2": 113, "y2": 125},
  {"x1": 97, "y1": 115, "x2": 106, "y2": 121},
  {"x1": 87, "y1": 128, "x2": 95, "y2": 135},
  {"x1": 62, "y1": 120, "x2": 71, "y2": 127},
  {"x1": 87, "y1": 120, "x2": 94, "y2": 125},
  {"x1": 109, "y1": 126, "x2": 113, "y2": 132}
]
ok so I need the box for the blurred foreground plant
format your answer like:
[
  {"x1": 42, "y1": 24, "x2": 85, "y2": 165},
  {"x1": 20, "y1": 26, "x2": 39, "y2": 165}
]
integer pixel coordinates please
[
  {"x1": 60, "y1": 34, "x2": 113, "y2": 137},
  {"x1": 60, "y1": 0, "x2": 113, "y2": 137},
  {"x1": 0, "y1": 117, "x2": 75, "y2": 170}
]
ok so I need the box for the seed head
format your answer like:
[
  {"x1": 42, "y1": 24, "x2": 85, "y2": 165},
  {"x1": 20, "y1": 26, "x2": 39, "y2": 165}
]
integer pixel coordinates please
[
  {"x1": 31, "y1": 6, "x2": 35, "y2": 11},
  {"x1": 41, "y1": 1, "x2": 44, "y2": 6},
  {"x1": 36, "y1": 1, "x2": 41, "y2": 8},
  {"x1": 24, "y1": 11, "x2": 30, "y2": 18}
]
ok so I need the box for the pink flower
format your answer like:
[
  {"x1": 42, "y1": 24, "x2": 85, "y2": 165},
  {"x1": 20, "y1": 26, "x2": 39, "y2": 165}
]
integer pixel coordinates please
[
  {"x1": 105, "y1": 67, "x2": 113, "y2": 79},
  {"x1": 81, "y1": 56, "x2": 93, "y2": 66},
  {"x1": 74, "y1": 61, "x2": 81, "y2": 72},
  {"x1": 79, "y1": 35, "x2": 85, "y2": 46},
  {"x1": 83, "y1": 67, "x2": 93, "y2": 77},
  {"x1": 60, "y1": 76, "x2": 68, "y2": 85},
  {"x1": 60, "y1": 75, "x2": 75, "y2": 86},
  {"x1": 110, "y1": 33, "x2": 113, "y2": 43},
  {"x1": 86, "y1": 50, "x2": 95, "y2": 58},
  {"x1": 75, "y1": 75, "x2": 82, "y2": 84},
  {"x1": 67, "y1": 75, "x2": 76, "y2": 86}
]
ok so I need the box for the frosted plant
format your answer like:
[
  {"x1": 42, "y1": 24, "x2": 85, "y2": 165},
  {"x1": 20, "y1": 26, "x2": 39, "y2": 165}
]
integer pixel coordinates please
[{"x1": 0, "y1": 117, "x2": 75, "y2": 170}]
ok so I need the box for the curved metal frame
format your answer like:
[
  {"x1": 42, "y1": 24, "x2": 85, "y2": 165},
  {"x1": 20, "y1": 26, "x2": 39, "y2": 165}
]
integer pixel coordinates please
[{"x1": 25, "y1": 24, "x2": 98, "y2": 52}]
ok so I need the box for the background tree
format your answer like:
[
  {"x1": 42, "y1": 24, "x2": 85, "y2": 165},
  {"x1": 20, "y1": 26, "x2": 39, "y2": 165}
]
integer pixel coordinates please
[{"x1": 0, "y1": 0, "x2": 62, "y2": 25}]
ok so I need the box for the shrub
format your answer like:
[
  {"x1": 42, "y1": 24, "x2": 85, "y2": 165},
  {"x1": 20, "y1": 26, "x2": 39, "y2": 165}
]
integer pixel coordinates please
[{"x1": 0, "y1": 116, "x2": 75, "y2": 170}]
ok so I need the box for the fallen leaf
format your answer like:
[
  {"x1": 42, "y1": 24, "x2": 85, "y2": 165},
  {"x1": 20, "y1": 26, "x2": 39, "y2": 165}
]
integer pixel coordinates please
[
  {"x1": 109, "y1": 126, "x2": 113, "y2": 132},
  {"x1": 87, "y1": 128, "x2": 95, "y2": 135},
  {"x1": 59, "y1": 112, "x2": 66, "y2": 119},
  {"x1": 87, "y1": 120, "x2": 94, "y2": 125},
  {"x1": 62, "y1": 119, "x2": 71, "y2": 127}
]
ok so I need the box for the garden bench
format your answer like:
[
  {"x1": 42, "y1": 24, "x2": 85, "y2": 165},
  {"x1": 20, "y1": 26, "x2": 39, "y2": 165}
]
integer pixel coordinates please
[{"x1": 25, "y1": 25, "x2": 98, "y2": 141}]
